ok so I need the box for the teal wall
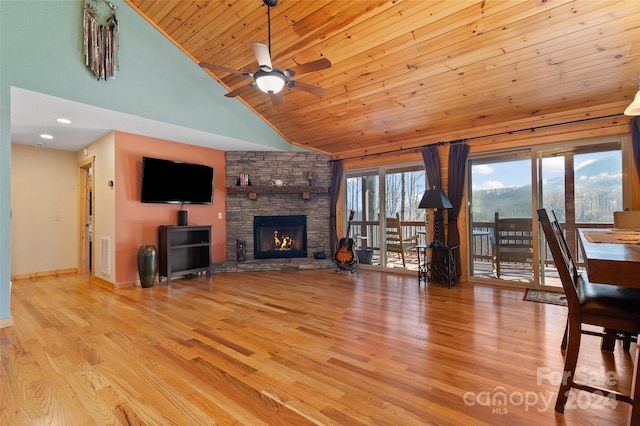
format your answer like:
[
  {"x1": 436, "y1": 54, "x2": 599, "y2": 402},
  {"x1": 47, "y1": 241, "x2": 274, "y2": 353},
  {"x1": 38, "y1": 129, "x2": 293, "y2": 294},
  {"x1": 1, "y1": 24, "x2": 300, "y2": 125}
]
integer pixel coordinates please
[{"x1": 0, "y1": 0, "x2": 292, "y2": 322}]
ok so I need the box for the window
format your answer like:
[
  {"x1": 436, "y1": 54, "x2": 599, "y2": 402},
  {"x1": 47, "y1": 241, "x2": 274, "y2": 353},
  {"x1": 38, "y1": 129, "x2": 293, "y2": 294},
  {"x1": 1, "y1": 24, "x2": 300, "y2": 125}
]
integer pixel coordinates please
[
  {"x1": 469, "y1": 151, "x2": 533, "y2": 282},
  {"x1": 345, "y1": 164, "x2": 426, "y2": 269},
  {"x1": 468, "y1": 138, "x2": 623, "y2": 287},
  {"x1": 537, "y1": 142, "x2": 622, "y2": 287}
]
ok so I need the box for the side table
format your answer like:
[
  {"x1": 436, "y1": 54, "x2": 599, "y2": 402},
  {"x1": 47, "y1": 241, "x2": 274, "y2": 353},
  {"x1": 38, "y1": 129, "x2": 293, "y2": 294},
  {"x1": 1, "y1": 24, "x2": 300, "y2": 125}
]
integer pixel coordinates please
[{"x1": 417, "y1": 244, "x2": 458, "y2": 288}]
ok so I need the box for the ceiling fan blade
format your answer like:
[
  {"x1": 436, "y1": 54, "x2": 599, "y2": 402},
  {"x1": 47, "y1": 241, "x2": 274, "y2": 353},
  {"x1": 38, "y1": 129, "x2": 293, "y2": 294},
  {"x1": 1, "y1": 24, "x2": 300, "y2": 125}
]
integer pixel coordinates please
[
  {"x1": 271, "y1": 91, "x2": 284, "y2": 106},
  {"x1": 252, "y1": 42, "x2": 273, "y2": 72},
  {"x1": 199, "y1": 62, "x2": 252, "y2": 77},
  {"x1": 285, "y1": 58, "x2": 331, "y2": 78},
  {"x1": 290, "y1": 80, "x2": 328, "y2": 97},
  {"x1": 225, "y1": 84, "x2": 257, "y2": 98}
]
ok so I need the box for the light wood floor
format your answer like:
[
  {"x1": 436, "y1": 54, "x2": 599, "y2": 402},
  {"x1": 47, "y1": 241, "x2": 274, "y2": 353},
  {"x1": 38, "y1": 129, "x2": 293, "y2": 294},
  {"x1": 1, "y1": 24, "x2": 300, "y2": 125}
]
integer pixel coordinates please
[{"x1": 1, "y1": 269, "x2": 635, "y2": 425}]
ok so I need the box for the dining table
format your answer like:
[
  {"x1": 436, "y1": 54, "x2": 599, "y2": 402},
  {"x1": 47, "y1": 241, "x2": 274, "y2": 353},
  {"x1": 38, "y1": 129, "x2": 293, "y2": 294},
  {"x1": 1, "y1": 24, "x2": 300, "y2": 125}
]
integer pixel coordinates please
[
  {"x1": 578, "y1": 228, "x2": 640, "y2": 426},
  {"x1": 578, "y1": 228, "x2": 640, "y2": 289}
]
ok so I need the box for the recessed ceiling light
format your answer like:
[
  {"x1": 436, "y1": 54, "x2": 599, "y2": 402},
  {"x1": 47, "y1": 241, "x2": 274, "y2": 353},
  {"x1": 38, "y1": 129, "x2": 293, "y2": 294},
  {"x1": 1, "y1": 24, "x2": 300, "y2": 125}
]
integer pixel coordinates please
[
  {"x1": 40, "y1": 134, "x2": 54, "y2": 139},
  {"x1": 56, "y1": 118, "x2": 71, "y2": 124}
]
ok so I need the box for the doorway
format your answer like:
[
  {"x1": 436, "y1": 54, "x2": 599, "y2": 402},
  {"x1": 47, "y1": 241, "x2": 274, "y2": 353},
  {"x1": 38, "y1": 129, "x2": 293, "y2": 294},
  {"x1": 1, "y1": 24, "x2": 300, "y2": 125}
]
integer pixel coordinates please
[
  {"x1": 536, "y1": 141, "x2": 622, "y2": 287},
  {"x1": 468, "y1": 137, "x2": 624, "y2": 287},
  {"x1": 78, "y1": 157, "x2": 94, "y2": 275},
  {"x1": 345, "y1": 163, "x2": 426, "y2": 270},
  {"x1": 468, "y1": 151, "x2": 533, "y2": 284}
]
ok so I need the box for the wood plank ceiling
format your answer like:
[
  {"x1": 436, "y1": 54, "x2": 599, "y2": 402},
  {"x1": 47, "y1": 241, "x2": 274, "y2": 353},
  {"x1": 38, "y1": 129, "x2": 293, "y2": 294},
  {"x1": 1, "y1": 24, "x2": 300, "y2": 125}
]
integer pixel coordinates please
[{"x1": 125, "y1": 0, "x2": 640, "y2": 160}]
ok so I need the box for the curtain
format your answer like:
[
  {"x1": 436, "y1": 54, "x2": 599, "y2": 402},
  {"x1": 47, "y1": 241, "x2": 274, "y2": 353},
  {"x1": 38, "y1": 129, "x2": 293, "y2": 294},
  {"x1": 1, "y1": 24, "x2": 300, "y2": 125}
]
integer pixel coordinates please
[
  {"x1": 447, "y1": 143, "x2": 470, "y2": 277},
  {"x1": 421, "y1": 146, "x2": 444, "y2": 243},
  {"x1": 632, "y1": 117, "x2": 640, "y2": 182},
  {"x1": 421, "y1": 146, "x2": 442, "y2": 189},
  {"x1": 329, "y1": 160, "x2": 343, "y2": 257}
]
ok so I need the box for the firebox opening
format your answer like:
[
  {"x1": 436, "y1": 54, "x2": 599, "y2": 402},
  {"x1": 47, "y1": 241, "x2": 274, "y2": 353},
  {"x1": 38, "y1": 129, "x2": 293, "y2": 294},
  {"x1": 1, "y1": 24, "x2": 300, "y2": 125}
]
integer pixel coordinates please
[{"x1": 253, "y1": 215, "x2": 307, "y2": 259}]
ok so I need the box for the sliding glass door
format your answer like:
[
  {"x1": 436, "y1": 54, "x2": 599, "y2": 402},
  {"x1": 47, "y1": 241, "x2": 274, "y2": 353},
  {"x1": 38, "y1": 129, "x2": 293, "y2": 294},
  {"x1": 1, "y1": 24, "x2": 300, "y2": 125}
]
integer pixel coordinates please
[
  {"x1": 537, "y1": 142, "x2": 622, "y2": 287},
  {"x1": 345, "y1": 163, "x2": 426, "y2": 270},
  {"x1": 468, "y1": 137, "x2": 624, "y2": 287},
  {"x1": 468, "y1": 151, "x2": 533, "y2": 283},
  {"x1": 345, "y1": 170, "x2": 380, "y2": 264}
]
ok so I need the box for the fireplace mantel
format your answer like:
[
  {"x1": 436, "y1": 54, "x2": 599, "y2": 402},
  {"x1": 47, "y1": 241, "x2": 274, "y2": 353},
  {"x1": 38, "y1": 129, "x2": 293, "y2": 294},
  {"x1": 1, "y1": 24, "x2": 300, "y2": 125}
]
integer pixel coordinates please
[
  {"x1": 225, "y1": 151, "x2": 331, "y2": 268},
  {"x1": 227, "y1": 185, "x2": 330, "y2": 200}
]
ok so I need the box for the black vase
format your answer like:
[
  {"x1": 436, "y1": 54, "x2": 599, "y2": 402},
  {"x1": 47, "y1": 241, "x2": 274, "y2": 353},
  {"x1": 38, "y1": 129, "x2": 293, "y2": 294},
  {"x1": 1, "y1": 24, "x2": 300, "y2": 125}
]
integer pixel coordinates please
[{"x1": 137, "y1": 245, "x2": 158, "y2": 288}]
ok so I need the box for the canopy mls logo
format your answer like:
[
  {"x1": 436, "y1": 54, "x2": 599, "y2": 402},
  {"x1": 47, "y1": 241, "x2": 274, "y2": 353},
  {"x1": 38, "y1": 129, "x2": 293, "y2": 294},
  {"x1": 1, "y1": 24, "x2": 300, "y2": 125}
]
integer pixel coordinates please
[
  {"x1": 462, "y1": 387, "x2": 555, "y2": 414},
  {"x1": 462, "y1": 367, "x2": 620, "y2": 414}
]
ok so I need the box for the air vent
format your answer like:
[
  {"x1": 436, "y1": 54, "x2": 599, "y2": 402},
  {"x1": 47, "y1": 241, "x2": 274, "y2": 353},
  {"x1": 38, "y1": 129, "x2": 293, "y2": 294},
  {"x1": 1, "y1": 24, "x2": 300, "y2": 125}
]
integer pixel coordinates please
[{"x1": 100, "y1": 237, "x2": 110, "y2": 275}]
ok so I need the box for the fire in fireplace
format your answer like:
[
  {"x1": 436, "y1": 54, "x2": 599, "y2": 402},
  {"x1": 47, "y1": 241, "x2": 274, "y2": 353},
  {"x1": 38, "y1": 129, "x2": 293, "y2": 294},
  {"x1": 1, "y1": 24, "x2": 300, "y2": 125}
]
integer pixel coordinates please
[{"x1": 253, "y1": 215, "x2": 307, "y2": 259}]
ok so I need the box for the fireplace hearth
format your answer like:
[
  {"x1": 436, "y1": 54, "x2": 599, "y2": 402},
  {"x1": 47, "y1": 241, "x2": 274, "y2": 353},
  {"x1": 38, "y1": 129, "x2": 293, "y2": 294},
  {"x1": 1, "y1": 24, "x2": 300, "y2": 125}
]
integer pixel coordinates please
[{"x1": 253, "y1": 215, "x2": 307, "y2": 259}]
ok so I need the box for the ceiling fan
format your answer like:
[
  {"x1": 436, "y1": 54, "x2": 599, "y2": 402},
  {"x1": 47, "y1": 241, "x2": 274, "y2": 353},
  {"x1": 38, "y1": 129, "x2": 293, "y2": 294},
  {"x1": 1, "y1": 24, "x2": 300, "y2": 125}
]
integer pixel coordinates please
[{"x1": 199, "y1": 0, "x2": 331, "y2": 106}]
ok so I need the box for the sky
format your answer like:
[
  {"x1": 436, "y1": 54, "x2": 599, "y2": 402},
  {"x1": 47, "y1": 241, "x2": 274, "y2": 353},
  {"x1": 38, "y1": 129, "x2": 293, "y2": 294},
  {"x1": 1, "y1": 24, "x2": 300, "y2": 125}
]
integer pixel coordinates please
[{"x1": 471, "y1": 153, "x2": 604, "y2": 191}]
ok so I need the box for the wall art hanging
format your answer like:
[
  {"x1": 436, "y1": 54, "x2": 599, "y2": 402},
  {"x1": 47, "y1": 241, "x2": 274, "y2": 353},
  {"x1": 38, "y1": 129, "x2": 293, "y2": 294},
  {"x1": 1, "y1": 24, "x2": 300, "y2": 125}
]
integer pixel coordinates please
[{"x1": 83, "y1": 0, "x2": 119, "y2": 80}]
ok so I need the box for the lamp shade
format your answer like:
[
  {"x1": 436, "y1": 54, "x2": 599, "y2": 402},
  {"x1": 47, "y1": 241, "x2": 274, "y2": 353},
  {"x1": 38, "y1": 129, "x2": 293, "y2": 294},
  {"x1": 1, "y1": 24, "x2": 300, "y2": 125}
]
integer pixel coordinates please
[
  {"x1": 254, "y1": 70, "x2": 286, "y2": 94},
  {"x1": 624, "y1": 89, "x2": 640, "y2": 116},
  {"x1": 419, "y1": 188, "x2": 453, "y2": 209}
]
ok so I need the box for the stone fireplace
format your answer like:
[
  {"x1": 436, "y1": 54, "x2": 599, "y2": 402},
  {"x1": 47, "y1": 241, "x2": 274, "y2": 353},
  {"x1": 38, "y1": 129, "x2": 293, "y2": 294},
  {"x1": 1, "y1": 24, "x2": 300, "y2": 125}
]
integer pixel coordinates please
[
  {"x1": 253, "y1": 215, "x2": 307, "y2": 259},
  {"x1": 219, "y1": 151, "x2": 332, "y2": 272}
]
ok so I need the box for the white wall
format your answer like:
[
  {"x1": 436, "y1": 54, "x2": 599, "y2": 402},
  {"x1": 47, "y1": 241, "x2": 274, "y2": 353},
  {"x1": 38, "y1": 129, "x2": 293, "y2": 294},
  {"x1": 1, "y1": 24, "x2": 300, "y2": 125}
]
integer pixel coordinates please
[
  {"x1": 79, "y1": 133, "x2": 116, "y2": 283},
  {"x1": 10, "y1": 145, "x2": 78, "y2": 276}
]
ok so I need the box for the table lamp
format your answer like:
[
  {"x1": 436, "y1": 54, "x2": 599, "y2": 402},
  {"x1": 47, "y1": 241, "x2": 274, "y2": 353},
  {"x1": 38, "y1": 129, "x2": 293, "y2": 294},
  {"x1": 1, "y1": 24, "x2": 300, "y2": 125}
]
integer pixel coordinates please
[{"x1": 419, "y1": 187, "x2": 453, "y2": 246}]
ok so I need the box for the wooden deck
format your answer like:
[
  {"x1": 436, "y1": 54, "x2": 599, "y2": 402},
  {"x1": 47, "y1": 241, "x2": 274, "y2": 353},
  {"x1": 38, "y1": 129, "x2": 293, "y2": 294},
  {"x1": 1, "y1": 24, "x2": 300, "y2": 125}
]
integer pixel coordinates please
[{"x1": 364, "y1": 249, "x2": 563, "y2": 288}]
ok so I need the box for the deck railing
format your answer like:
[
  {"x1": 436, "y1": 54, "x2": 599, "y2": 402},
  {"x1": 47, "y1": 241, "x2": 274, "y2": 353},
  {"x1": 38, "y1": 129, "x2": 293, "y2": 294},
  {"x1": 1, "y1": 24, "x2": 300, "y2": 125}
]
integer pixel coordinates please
[
  {"x1": 347, "y1": 218, "x2": 612, "y2": 272},
  {"x1": 349, "y1": 220, "x2": 425, "y2": 250},
  {"x1": 470, "y1": 220, "x2": 612, "y2": 269}
]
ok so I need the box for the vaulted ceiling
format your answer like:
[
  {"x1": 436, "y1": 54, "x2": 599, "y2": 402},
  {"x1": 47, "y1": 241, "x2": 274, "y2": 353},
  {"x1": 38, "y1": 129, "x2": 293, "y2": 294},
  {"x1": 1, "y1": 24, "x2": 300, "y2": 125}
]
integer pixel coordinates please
[{"x1": 125, "y1": 0, "x2": 640, "y2": 160}]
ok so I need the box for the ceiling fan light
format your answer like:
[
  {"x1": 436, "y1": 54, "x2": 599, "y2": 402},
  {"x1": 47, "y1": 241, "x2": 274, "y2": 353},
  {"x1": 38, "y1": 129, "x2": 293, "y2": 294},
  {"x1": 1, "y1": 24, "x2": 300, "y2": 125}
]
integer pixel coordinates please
[
  {"x1": 624, "y1": 89, "x2": 640, "y2": 116},
  {"x1": 255, "y1": 70, "x2": 286, "y2": 94}
]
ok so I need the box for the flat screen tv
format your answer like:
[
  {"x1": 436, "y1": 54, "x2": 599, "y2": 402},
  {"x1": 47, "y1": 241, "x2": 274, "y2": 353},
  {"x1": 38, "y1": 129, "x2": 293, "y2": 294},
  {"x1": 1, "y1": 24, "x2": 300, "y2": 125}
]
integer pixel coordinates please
[{"x1": 141, "y1": 156, "x2": 214, "y2": 204}]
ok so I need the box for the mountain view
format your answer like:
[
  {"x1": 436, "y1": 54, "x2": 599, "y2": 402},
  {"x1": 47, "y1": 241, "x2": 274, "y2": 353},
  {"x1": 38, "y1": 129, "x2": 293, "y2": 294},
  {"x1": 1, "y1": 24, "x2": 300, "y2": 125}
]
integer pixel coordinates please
[{"x1": 471, "y1": 153, "x2": 622, "y2": 223}]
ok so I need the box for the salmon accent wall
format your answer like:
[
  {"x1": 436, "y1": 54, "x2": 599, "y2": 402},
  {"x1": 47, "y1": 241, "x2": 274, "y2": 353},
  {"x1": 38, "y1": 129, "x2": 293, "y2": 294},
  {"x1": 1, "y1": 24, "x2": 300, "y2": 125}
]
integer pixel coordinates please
[{"x1": 114, "y1": 132, "x2": 226, "y2": 285}]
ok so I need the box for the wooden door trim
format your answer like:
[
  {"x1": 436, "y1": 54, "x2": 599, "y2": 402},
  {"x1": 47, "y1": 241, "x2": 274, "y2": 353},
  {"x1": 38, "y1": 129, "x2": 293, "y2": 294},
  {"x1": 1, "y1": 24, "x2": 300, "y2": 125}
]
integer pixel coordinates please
[{"x1": 78, "y1": 157, "x2": 95, "y2": 275}]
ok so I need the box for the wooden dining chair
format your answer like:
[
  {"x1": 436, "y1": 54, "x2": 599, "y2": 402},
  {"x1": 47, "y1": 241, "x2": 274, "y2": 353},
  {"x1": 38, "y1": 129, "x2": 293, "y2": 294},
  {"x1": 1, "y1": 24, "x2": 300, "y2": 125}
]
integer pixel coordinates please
[
  {"x1": 538, "y1": 208, "x2": 640, "y2": 417},
  {"x1": 548, "y1": 210, "x2": 573, "y2": 352},
  {"x1": 614, "y1": 210, "x2": 640, "y2": 229},
  {"x1": 549, "y1": 210, "x2": 634, "y2": 353}
]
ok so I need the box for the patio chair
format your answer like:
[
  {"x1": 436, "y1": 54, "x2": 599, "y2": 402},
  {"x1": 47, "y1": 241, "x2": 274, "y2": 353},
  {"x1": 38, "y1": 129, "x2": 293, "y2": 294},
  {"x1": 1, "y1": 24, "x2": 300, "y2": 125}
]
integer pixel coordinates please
[
  {"x1": 492, "y1": 212, "x2": 534, "y2": 278},
  {"x1": 386, "y1": 213, "x2": 419, "y2": 268}
]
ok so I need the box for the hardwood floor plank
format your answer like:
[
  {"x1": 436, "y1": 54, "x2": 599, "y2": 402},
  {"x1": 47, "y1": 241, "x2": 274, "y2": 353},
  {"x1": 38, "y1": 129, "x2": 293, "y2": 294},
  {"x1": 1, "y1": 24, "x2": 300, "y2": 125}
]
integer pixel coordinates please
[{"x1": 1, "y1": 270, "x2": 635, "y2": 425}]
